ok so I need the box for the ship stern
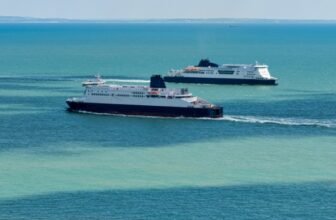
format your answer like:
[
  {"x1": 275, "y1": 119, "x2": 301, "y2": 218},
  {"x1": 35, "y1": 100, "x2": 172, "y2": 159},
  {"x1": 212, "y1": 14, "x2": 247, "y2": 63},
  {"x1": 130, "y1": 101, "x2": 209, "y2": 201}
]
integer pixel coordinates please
[{"x1": 209, "y1": 106, "x2": 223, "y2": 118}]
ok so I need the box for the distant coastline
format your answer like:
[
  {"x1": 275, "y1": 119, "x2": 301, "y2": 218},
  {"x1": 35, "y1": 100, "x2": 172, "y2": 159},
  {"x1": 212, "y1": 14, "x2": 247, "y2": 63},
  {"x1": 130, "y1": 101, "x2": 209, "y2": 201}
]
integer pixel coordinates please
[{"x1": 1, "y1": 16, "x2": 336, "y2": 24}]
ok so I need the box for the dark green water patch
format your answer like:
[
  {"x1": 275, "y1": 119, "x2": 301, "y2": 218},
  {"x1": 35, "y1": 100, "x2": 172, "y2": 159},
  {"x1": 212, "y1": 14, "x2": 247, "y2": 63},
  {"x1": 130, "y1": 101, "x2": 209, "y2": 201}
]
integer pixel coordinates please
[{"x1": 0, "y1": 182, "x2": 335, "y2": 220}]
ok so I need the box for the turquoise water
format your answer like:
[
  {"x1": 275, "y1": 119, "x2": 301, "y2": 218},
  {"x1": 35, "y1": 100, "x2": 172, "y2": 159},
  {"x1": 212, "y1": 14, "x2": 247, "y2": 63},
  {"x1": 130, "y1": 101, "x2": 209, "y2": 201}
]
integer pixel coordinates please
[{"x1": 0, "y1": 23, "x2": 336, "y2": 219}]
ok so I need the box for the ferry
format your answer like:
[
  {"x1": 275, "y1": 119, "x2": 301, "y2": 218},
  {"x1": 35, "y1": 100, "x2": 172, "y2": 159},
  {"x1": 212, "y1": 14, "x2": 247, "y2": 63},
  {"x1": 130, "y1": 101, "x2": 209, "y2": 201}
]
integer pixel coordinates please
[
  {"x1": 164, "y1": 59, "x2": 278, "y2": 85},
  {"x1": 66, "y1": 75, "x2": 223, "y2": 118}
]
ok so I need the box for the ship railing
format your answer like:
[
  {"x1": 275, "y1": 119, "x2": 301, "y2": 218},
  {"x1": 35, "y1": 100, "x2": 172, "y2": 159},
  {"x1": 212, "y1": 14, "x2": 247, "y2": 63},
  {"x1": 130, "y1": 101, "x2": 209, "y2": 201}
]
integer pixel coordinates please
[
  {"x1": 192, "y1": 98, "x2": 215, "y2": 108},
  {"x1": 151, "y1": 88, "x2": 188, "y2": 95},
  {"x1": 168, "y1": 69, "x2": 184, "y2": 76}
]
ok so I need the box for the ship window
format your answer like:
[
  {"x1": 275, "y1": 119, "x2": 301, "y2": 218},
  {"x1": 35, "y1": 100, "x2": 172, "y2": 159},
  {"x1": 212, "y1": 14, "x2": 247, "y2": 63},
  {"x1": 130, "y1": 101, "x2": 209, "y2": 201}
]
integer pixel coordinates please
[
  {"x1": 117, "y1": 94, "x2": 130, "y2": 97},
  {"x1": 218, "y1": 70, "x2": 234, "y2": 74}
]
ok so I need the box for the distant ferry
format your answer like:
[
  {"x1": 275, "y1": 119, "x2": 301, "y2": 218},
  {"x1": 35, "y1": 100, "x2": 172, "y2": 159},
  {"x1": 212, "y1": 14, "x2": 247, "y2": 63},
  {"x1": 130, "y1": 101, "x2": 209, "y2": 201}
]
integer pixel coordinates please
[
  {"x1": 66, "y1": 75, "x2": 223, "y2": 118},
  {"x1": 164, "y1": 59, "x2": 278, "y2": 85}
]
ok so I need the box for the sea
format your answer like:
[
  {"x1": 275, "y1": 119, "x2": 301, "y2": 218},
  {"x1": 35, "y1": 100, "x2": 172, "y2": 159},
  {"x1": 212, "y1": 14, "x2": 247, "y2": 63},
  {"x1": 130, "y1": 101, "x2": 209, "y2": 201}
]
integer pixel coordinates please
[{"x1": 0, "y1": 22, "x2": 335, "y2": 219}]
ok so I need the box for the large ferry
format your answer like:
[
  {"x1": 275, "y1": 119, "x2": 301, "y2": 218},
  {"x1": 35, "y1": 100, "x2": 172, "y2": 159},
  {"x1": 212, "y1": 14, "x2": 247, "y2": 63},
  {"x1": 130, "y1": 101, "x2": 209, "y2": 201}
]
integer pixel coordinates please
[
  {"x1": 164, "y1": 59, "x2": 278, "y2": 85},
  {"x1": 66, "y1": 75, "x2": 223, "y2": 118}
]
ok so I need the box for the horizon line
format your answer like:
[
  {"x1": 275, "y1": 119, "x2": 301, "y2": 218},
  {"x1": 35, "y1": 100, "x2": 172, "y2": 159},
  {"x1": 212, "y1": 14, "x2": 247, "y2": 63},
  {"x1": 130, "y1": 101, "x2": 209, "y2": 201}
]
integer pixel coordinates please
[{"x1": 1, "y1": 16, "x2": 336, "y2": 23}]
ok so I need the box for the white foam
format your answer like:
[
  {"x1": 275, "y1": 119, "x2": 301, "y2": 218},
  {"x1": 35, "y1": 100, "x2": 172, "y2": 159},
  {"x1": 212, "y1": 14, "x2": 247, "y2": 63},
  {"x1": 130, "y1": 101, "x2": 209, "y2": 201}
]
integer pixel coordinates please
[{"x1": 221, "y1": 115, "x2": 336, "y2": 128}]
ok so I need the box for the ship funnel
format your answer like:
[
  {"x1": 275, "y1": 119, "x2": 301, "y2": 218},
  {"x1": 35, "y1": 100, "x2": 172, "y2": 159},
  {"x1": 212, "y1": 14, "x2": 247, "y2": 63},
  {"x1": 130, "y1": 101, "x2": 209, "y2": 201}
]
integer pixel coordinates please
[
  {"x1": 150, "y1": 75, "x2": 166, "y2": 88},
  {"x1": 197, "y1": 59, "x2": 219, "y2": 68}
]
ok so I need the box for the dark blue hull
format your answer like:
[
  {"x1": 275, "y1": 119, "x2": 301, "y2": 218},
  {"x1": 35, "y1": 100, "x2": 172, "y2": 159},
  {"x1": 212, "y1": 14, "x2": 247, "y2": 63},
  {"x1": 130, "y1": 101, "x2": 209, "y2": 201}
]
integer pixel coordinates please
[
  {"x1": 66, "y1": 101, "x2": 223, "y2": 118},
  {"x1": 163, "y1": 76, "x2": 277, "y2": 85}
]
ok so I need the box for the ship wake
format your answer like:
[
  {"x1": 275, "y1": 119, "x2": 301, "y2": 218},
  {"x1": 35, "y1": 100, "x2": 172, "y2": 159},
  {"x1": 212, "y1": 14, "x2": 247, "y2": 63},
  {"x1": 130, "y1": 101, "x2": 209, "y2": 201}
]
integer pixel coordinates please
[
  {"x1": 72, "y1": 110, "x2": 335, "y2": 128},
  {"x1": 220, "y1": 115, "x2": 336, "y2": 128}
]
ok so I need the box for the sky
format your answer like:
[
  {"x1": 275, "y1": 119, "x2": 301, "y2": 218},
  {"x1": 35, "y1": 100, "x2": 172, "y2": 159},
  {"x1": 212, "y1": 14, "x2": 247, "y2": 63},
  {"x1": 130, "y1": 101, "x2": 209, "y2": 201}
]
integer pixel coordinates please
[{"x1": 0, "y1": 0, "x2": 336, "y2": 20}]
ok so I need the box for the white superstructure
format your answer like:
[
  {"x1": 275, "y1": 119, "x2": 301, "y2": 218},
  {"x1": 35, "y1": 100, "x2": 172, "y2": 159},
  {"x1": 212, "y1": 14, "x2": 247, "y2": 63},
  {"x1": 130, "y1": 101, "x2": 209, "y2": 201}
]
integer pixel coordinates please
[
  {"x1": 74, "y1": 82, "x2": 210, "y2": 108},
  {"x1": 164, "y1": 59, "x2": 278, "y2": 85},
  {"x1": 70, "y1": 77, "x2": 211, "y2": 108},
  {"x1": 66, "y1": 75, "x2": 223, "y2": 118},
  {"x1": 170, "y1": 63, "x2": 272, "y2": 79}
]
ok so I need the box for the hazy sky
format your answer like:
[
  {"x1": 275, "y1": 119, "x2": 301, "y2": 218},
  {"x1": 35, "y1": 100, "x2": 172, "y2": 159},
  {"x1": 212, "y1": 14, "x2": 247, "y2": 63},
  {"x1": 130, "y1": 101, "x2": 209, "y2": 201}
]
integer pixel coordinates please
[{"x1": 0, "y1": 0, "x2": 335, "y2": 20}]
